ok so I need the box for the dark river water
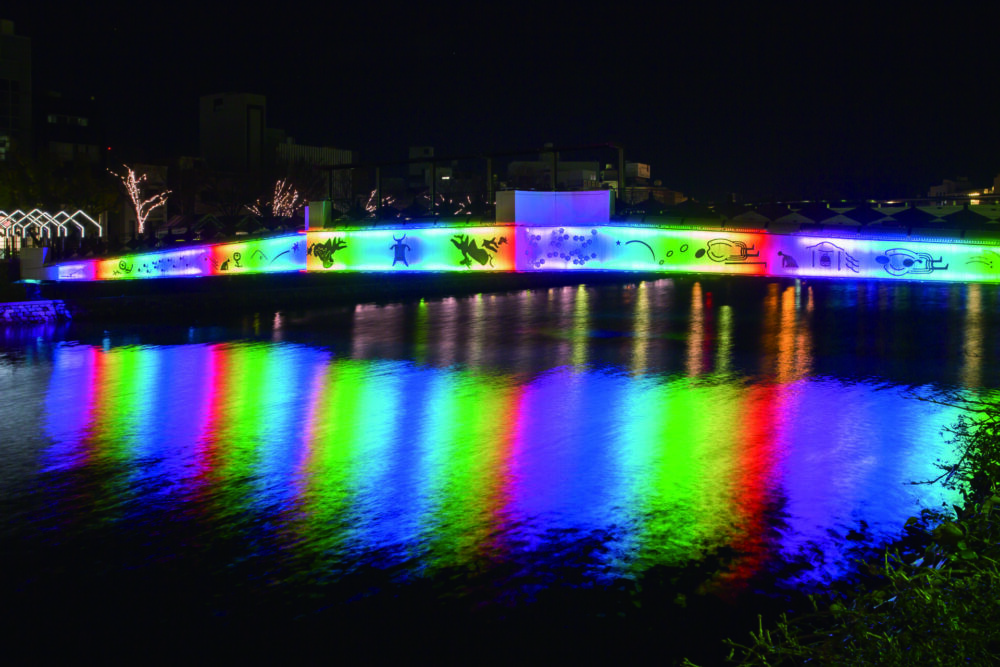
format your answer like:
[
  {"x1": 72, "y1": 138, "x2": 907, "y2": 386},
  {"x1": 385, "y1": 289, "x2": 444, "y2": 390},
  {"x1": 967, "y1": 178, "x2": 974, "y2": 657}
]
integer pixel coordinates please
[{"x1": 1, "y1": 277, "x2": 995, "y2": 661}]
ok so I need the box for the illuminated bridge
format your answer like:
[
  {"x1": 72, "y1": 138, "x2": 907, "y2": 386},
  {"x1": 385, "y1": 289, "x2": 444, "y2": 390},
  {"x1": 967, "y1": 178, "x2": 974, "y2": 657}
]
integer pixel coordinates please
[{"x1": 26, "y1": 191, "x2": 1000, "y2": 286}]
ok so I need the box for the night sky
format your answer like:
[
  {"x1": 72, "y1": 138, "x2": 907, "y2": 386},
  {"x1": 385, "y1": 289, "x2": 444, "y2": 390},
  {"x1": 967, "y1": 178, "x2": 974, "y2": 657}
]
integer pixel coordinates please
[{"x1": 8, "y1": 3, "x2": 1000, "y2": 201}]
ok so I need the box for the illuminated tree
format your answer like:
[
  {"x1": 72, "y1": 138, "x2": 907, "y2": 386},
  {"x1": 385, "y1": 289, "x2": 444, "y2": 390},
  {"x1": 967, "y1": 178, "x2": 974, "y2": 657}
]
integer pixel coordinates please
[
  {"x1": 109, "y1": 164, "x2": 171, "y2": 235},
  {"x1": 364, "y1": 189, "x2": 396, "y2": 214},
  {"x1": 246, "y1": 178, "x2": 304, "y2": 218}
]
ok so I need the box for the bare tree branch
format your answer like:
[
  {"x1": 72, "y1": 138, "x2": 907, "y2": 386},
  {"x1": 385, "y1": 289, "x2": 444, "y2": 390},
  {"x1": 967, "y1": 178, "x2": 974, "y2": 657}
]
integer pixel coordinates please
[{"x1": 109, "y1": 165, "x2": 171, "y2": 235}]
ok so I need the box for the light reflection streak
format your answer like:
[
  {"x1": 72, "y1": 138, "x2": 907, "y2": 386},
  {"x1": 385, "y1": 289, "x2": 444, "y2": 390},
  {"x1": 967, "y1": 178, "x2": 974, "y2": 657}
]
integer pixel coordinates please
[
  {"x1": 436, "y1": 297, "x2": 460, "y2": 367},
  {"x1": 43, "y1": 345, "x2": 100, "y2": 471},
  {"x1": 572, "y1": 284, "x2": 589, "y2": 368},
  {"x1": 469, "y1": 293, "x2": 486, "y2": 367},
  {"x1": 351, "y1": 303, "x2": 406, "y2": 360},
  {"x1": 722, "y1": 381, "x2": 784, "y2": 591},
  {"x1": 298, "y1": 359, "x2": 372, "y2": 570},
  {"x1": 411, "y1": 299, "x2": 429, "y2": 365},
  {"x1": 630, "y1": 281, "x2": 651, "y2": 374},
  {"x1": 961, "y1": 284, "x2": 983, "y2": 389},
  {"x1": 346, "y1": 360, "x2": 407, "y2": 556},
  {"x1": 687, "y1": 282, "x2": 704, "y2": 376},
  {"x1": 777, "y1": 284, "x2": 812, "y2": 383},
  {"x1": 760, "y1": 283, "x2": 781, "y2": 378},
  {"x1": 716, "y1": 305, "x2": 734, "y2": 377}
]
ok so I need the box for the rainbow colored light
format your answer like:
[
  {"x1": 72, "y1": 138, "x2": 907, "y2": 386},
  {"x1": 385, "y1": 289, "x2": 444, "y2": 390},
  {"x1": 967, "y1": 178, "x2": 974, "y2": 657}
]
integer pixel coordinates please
[
  {"x1": 40, "y1": 323, "x2": 963, "y2": 586},
  {"x1": 85, "y1": 235, "x2": 307, "y2": 280},
  {"x1": 40, "y1": 219, "x2": 1000, "y2": 284}
]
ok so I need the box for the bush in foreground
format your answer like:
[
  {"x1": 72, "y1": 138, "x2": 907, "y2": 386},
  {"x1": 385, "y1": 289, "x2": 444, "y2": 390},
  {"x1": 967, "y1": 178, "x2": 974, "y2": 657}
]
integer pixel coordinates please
[{"x1": 720, "y1": 395, "x2": 1000, "y2": 666}]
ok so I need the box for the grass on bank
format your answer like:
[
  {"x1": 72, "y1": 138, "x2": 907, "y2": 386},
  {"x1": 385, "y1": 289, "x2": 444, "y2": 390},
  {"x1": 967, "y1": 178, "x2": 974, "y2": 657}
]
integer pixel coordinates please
[{"x1": 717, "y1": 395, "x2": 1000, "y2": 665}]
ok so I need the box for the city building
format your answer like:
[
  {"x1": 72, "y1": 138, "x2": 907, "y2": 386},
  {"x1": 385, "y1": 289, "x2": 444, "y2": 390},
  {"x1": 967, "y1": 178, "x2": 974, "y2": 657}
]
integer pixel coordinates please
[
  {"x1": 199, "y1": 93, "x2": 269, "y2": 172},
  {"x1": 275, "y1": 140, "x2": 355, "y2": 206},
  {"x1": 198, "y1": 92, "x2": 354, "y2": 212},
  {"x1": 0, "y1": 19, "x2": 31, "y2": 161},
  {"x1": 408, "y1": 146, "x2": 442, "y2": 187},
  {"x1": 35, "y1": 91, "x2": 104, "y2": 165},
  {"x1": 506, "y1": 157, "x2": 600, "y2": 190},
  {"x1": 928, "y1": 177, "x2": 976, "y2": 198},
  {"x1": 603, "y1": 162, "x2": 686, "y2": 207}
]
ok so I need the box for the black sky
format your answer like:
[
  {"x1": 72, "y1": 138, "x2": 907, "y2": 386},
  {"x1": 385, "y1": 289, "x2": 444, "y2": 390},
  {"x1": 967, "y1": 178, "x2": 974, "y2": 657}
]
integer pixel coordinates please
[{"x1": 8, "y1": 3, "x2": 1000, "y2": 201}]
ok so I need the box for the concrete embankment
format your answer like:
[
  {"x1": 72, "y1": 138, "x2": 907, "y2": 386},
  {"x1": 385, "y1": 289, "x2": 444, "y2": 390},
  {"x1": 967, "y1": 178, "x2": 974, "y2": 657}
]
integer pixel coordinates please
[
  {"x1": 0, "y1": 299, "x2": 74, "y2": 322},
  {"x1": 27, "y1": 270, "x2": 678, "y2": 324}
]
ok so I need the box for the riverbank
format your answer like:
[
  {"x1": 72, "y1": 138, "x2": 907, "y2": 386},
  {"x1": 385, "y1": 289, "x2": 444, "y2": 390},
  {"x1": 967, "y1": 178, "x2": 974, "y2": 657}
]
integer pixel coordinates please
[
  {"x1": 0, "y1": 299, "x2": 72, "y2": 322},
  {"x1": 720, "y1": 396, "x2": 1000, "y2": 665}
]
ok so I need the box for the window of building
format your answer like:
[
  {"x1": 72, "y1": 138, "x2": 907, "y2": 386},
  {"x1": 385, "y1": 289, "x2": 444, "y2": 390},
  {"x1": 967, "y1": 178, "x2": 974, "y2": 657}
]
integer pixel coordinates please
[{"x1": 45, "y1": 114, "x2": 89, "y2": 126}]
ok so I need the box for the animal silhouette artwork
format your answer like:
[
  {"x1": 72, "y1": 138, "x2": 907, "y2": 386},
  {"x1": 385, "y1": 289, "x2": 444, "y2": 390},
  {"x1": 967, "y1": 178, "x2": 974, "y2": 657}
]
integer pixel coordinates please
[
  {"x1": 220, "y1": 251, "x2": 242, "y2": 271},
  {"x1": 451, "y1": 234, "x2": 507, "y2": 268},
  {"x1": 390, "y1": 235, "x2": 412, "y2": 266},
  {"x1": 308, "y1": 237, "x2": 348, "y2": 269},
  {"x1": 778, "y1": 251, "x2": 799, "y2": 268}
]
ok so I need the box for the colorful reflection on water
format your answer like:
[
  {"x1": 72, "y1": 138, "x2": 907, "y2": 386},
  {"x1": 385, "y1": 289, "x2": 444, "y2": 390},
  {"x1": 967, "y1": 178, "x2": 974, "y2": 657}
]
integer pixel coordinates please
[{"x1": 10, "y1": 279, "x2": 987, "y2": 609}]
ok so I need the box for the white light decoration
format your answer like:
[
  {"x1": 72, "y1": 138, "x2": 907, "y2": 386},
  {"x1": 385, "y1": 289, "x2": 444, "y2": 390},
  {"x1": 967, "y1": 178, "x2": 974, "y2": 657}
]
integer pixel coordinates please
[
  {"x1": 364, "y1": 189, "x2": 395, "y2": 213},
  {"x1": 109, "y1": 165, "x2": 170, "y2": 235},
  {"x1": 0, "y1": 209, "x2": 102, "y2": 238},
  {"x1": 271, "y1": 179, "x2": 302, "y2": 218},
  {"x1": 247, "y1": 179, "x2": 304, "y2": 219}
]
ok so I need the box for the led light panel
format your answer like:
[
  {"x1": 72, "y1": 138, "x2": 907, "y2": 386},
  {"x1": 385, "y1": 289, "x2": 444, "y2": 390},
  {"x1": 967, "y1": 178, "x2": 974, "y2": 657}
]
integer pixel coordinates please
[
  {"x1": 306, "y1": 226, "x2": 516, "y2": 272},
  {"x1": 44, "y1": 222, "x2": 1000, "y2": 284}
]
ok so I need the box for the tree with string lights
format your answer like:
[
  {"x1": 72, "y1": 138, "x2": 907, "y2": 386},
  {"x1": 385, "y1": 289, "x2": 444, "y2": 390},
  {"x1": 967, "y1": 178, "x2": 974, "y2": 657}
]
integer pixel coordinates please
[
  {"x1": 246, "y1": 178, "x2": 304, "y2": 219},
  {"x1": 109, "y1": 164, "x2": 171, "y2": 236}
]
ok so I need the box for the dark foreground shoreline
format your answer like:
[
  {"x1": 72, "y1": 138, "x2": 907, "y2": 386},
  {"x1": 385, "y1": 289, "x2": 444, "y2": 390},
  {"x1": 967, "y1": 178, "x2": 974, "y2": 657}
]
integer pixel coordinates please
[{"x1": 3, "y1": 493, "x2": 803, "y2": 666}]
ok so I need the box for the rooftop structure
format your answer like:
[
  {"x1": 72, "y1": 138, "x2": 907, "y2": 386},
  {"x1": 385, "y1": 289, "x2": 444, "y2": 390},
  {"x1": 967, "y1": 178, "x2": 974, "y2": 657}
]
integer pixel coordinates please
[{"x1": 199, "y1": 93, "x2": 267, "y2": 172}]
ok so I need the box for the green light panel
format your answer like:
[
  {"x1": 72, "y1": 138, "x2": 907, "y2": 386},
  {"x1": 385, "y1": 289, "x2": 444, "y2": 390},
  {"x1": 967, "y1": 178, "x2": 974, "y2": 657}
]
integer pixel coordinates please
[{"x1": 306, "y1": 226, "x2": 516, "y2": 271}]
